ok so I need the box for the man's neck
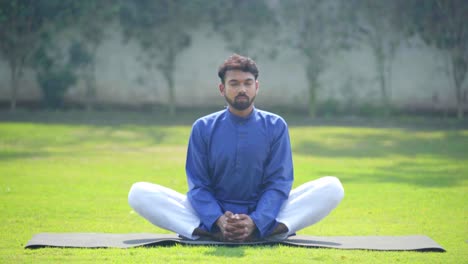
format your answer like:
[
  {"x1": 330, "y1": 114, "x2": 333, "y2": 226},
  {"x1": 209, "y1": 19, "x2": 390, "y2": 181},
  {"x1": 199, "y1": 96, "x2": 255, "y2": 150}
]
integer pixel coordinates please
[{"x1": 228, "y1": 105, "x2": 254, "y2": 118}]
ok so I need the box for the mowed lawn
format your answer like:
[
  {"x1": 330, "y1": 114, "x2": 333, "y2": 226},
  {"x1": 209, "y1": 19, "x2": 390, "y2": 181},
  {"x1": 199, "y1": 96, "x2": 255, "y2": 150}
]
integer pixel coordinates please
[{"x1": 0, "y1": 113, "x2": 467, "y2": 263}]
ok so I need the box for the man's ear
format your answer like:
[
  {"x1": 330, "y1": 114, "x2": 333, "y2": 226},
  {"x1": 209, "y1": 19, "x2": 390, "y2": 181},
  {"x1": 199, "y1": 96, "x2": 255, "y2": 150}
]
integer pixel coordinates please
[
  {"x1": 219, "y1": 83, "x2": 225, "y2": 96},
  {"x1": 255, "y1": 80, "x2": 259, "y2": 93}
]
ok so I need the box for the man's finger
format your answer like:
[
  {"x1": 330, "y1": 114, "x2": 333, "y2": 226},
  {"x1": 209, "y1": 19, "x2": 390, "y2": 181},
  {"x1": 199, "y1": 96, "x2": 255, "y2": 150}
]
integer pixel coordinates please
[
  {"x1": 224, "y1": 225, "x2": 245, "y2": 235},
  {"x1": 227, "y1": 218, "x2": 251, "y2": 227},
  {"x1": 227, "y1": 214, "x2": 248, "y2": 222},
  {"x1": 225, "y1": 231, "x2": 249, "y2": 242},
  {"x1": 236, "y1": 214, "x2": 249, "y2": 219},
  {"x1": 224, "y1": 211, "x2": 233, "y2": 217}
]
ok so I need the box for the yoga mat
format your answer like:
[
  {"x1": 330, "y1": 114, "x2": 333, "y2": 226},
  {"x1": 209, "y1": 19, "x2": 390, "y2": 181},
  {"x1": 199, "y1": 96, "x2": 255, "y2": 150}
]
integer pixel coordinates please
[{"x1": 25, "y1": 233, "x2": 445, "y2": 252}]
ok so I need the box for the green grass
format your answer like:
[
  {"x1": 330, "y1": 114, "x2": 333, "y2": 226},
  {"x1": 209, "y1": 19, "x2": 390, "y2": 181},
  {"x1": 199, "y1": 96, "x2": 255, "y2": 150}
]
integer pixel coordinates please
[{"x1": 0, "y1": 113, "x2": 467, "y2": 263}]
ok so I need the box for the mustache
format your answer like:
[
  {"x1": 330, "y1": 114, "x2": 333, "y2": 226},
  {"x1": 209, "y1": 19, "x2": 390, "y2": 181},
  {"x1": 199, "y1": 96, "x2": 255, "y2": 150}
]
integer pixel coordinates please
[{"x1": 235, "y1": 94, "x2": 249, "y2": 99}]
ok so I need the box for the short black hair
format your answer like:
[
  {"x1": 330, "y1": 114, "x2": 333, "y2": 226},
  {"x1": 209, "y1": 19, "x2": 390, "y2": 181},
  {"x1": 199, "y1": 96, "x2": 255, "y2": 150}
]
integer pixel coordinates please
[{"x1": 218, "y1": 54, "x2": 259, "y2": 84}]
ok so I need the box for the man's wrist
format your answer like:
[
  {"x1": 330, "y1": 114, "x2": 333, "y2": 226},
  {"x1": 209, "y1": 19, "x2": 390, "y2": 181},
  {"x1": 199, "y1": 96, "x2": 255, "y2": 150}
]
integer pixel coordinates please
[{"x1": 215, "y1": 215, "x2": 225, "y2": 230}]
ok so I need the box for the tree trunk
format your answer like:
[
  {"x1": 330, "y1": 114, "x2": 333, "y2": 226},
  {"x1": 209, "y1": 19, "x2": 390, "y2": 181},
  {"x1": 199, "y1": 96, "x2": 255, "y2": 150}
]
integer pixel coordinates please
[
  {"x1": 161, "y1": 64, "x2": 176, "y2": 116},
  {"x1": 456, "y1": 98, "x2": 463, "y2": 120},
  {"x1": 166, "y1": 1, "x2": 176, "y2": 117},
  {"x1": 374, "y1": 40, "x2": 390, "y2": 115},
  {"x1": 306, "y1": 64, "x2": 319, "y2": 117},
  {"x1": 308, "y1": 83, "x2": 316, "y2": 117},
  {"x1": 163, "y1": 46, "x2": 177, "y2": 116},
  {"x1": 453, "y1": 67, "x2": 464, "y2": 120},
  {"x1": 9, "y1": 60, "x2": 19, "y2": 112},
  {"x1": 450, "y1": 50, "x2": 465, "y2": 120},
  {"x1": 166, "y1": 71, "x2": 176, "y2": 116},
  {"x1": 85, "y1": 62, "x2": 97, "y2": 112},
  {"x1": 377, "y1": 65, "x2": 390, "y2": 116}
]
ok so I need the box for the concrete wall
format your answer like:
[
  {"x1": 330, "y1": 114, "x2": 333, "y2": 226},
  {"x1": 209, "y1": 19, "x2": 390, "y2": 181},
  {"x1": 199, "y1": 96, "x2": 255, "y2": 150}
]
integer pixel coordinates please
[{"x1": 0, "y1": 26, "x2": 465, "y2": 111}]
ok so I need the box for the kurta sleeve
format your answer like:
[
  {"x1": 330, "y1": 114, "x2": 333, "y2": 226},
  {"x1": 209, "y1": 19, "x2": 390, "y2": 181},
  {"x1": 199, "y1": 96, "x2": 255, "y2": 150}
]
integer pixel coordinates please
[
  {"x1": 249, "y1": 120, "x2": 293, "y2": 238},
  {"x1": 186, "y1": 122, "x2": 223, "y2": 232}
]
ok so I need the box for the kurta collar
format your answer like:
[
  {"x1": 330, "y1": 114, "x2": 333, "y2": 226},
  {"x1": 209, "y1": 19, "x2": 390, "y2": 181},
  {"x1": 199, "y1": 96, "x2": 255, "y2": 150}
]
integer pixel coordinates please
[{"x1": 226, "y1": 107, "x2": 256, "y2": 124}]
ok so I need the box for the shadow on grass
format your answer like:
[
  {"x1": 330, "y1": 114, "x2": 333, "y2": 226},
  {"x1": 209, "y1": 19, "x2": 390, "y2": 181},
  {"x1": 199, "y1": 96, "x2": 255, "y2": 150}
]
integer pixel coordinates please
[
  {"x1": 204, "y1": 246, "x2": 245, "y2": 258},
  {"x1": 60, "y1": 125, "x2": 171, "y2": 146},
  {"x1": 0, "y1": 151, "x2": 52, "y2": 161},
  {"x1": 1, "y1": 110, "x2": 468, "y2": 129},
  {"x1": 2, "y1": 111, "x2": 467, "y2": 188},
  {"x1": 294, "y1": 131, "x2": 468, "y2": 160},
  {"x1": 0, "y1": 125, "x2": 178, "y2": 161},
  {"x1": 334, "y1": 160, "x2": 465, "y2": 187},
  {"x1": 377, "y1": 161, "x2": 464, "y2": 187},
  {"x1": 294, "y1": 130, "x2": 467, "y2": 188},
  {"x1": 0, "y1": 110, "x2": 208, "y2": 126}
]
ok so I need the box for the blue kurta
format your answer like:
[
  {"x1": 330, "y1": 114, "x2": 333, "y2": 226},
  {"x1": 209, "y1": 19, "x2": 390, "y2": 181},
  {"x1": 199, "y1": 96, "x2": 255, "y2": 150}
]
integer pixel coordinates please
[{"x1": 186, "y1": 107, "x2": 293, "y2": 238}]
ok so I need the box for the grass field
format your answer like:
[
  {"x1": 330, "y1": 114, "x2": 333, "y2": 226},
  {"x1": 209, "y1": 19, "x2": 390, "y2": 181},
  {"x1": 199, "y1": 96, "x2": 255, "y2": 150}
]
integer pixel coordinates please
[{"x1": 0, "y1": 112, "x2": 467, "y2": 263}]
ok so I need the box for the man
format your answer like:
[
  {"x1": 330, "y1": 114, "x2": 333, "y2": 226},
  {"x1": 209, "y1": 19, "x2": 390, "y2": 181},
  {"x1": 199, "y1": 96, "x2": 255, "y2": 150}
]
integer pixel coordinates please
[{"x1": 128, "y1": 54, "x2": 344, "y2": 242}]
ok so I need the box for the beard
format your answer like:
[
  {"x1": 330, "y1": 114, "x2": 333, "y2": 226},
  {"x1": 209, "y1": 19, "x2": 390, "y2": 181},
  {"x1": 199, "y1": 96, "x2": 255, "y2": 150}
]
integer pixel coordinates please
[{"x1": 225, "y1": 93, "x2": 256, "y2": 111}]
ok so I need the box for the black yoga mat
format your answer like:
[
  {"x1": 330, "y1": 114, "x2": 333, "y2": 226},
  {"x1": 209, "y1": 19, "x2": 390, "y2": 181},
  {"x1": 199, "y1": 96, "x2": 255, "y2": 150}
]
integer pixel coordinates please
[{"x1": 25, "y1": 233, "x2": 445, "y2": 252}]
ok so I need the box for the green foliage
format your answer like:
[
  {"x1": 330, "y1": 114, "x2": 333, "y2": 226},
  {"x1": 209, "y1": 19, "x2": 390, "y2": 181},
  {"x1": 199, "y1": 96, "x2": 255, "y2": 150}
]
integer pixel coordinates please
[
  {"x1": 316, "y1": 100, "x2": 393, "y2": 117},
  {"x1": 279, "y1": 0, "x2": 346, "y2": 117},
  {"x1": 0, "y1": 113, "x2": 467, "y2": 263},
  {"x1": 207, "y1": 0, "x2": 278, "y2": 57},
  {"x1": 317, "y1": 98, "x2": 341, "y2": 117},
  {"x1": 402, "y1": 0, "x2": 468, "y2": 119},
  {"x1": 0, "y1": 0, "x2": 78, "y2": 62},
  {"x1": 0, "y1": 0, "x2": 80, "y2": 110},
  {"x1": 119, "y1": 0, "x2": 206, "y2": 115},
  {"x1": 342, "y1": 0, "x2": 402, "y2": 111},
  {"x1": 68, "y1": 41, "x2": 93, "y2": 68},
  {"x1": 119, "y1": 0, "x2": 202, "y2": 69},
  {"x1": 0, "y1": 1, "x2": 466, "y2": 116},
  {"x1": 33, "y1": 45, "x2": 77, "y2": 109},
  {"x1": 72, "y1": 0, "x2": 117, "y2": 46},
  {"x1": 14, "y1": 0, "x2": 116, "y2": 111},
  {"x1": 37, "y1": 69, "x2": 76, "y2": 109},
  {"x1": 403, "y1": 0, "x2": 467, "y2": 50}
]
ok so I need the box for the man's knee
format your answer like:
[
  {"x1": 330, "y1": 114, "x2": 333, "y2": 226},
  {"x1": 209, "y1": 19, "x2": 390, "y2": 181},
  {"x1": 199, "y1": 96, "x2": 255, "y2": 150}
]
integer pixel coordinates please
[
  {"x1": 128, "y1": 182, "x2": 149, "y2": 210},
  {"x1": 322, "y1": 176, "x2": 344, "y2": 204}
]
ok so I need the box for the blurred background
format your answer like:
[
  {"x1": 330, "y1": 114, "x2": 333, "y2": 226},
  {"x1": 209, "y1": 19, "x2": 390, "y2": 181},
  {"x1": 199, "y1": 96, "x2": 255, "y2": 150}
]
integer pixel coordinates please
[{"x1": 0, "y1": 0, "x2": 466, "y2": 119}]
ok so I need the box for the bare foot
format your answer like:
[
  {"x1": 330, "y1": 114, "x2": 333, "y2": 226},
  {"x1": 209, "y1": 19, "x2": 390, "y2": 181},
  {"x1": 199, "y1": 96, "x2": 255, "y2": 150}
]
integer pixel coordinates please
[
  {"x1": 192, "y1": 227, "x2": 212, "y2": 238},
  {"x1": 192, "y1": 228, "x2": 226, "y2": 242},
  {"x1": 210, "y1": 231, "x2": 225, "y2": 242},
  {"x1": 271, "y1": 223, "x2": 288, "y2": 236}
]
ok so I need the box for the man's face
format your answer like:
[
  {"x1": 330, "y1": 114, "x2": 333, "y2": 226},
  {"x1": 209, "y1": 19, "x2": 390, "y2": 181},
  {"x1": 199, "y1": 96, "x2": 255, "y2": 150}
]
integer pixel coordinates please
[{"x1": 219, "y1": 70, "x2": 259, "y2": 112}]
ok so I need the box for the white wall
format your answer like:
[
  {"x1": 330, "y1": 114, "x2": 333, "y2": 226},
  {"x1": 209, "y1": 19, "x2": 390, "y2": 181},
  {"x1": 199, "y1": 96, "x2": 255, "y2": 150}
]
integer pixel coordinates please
[{"x1": 0, "y1": 26, "x2": 462, "y2": 110}]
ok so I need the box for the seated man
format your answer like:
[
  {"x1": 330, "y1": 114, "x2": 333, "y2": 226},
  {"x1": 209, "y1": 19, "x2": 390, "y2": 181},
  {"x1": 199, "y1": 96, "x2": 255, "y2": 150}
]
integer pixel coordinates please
[{"x1": 128, "y1": 54, "x2": 344, "y2": 242}]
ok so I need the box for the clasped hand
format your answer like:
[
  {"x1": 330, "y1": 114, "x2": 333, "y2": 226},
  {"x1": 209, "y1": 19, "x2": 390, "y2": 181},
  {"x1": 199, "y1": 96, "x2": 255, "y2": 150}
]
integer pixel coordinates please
[{"x1": 215, "y1": 211, "x2": 256, "y2": 242}]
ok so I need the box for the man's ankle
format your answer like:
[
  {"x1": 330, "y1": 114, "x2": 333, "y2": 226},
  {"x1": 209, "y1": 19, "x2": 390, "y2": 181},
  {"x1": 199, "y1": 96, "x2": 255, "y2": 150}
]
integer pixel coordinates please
[
  {"x1": 192, "y1": 227, "x2": 211, "y2": 237},
  {"x1": 271, "y1": 223, "x2": 288, "y2": 235}
]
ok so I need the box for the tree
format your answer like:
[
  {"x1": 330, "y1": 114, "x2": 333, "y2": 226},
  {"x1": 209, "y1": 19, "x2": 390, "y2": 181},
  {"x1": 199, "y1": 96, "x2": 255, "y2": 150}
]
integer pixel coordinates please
[
  {"x1": 207, "y1": 0, "x2": 278, "y2": 57},
  {"x1": 279, "y1": 0, "x2": 344, "y2": 116},
  {"x1": 33, "y1": 44, "x2": 77, "y2": 109},
  {"x1": 343, "y1": 0, "x2": 403, "y2": 114},
  {"x1": 0, "y1": 0, "x2": 75, "y2": 111},
  {"x1": 119, "y1": 0, "x2": 204, "y2": 116},
  {"x1": 68, "y1": 0, "x2": 118, "y2": 111},
  {"x1": 403, "y1": 0, "x2": 467, "y2": 119}
]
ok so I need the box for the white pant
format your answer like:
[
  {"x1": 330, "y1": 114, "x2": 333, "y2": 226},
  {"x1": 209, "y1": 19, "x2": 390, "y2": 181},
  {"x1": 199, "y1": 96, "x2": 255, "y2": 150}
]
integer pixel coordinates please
[{"x1": 128, "y1": 176, "x2": 344, "y2": 240}]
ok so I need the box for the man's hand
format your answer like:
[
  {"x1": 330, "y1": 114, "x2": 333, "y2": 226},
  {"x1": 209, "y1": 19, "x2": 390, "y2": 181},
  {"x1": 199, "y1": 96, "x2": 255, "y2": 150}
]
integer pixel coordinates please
[
  {"x1": 214, "y1": 211, "x2": 230, "y2": 241},
  {"x1": 215, "y1": 211, "x2": 256, "y2": 242}
]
